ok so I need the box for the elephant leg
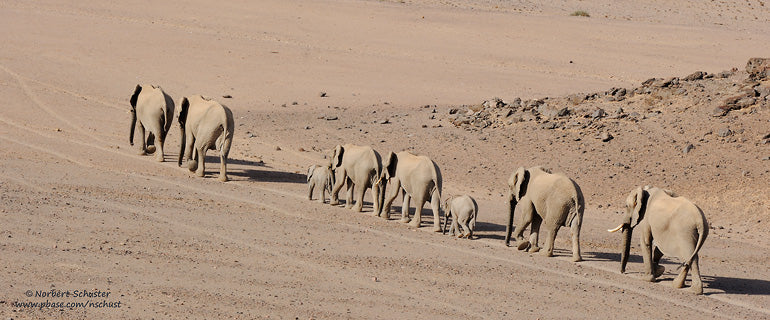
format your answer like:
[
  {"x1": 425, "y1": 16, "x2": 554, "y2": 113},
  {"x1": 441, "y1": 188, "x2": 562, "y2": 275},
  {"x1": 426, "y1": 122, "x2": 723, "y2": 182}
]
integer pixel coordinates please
[
  {"x1": 459, "y1": 218, "x2": 471, "y2": 238},
  {"x1": 653, "y1": 247, "x2": 665, "y2": 277},
  {"x1": 345, "y1": 178, "x2": 354, "y2": 209},
  {"x1": 640, "y1": 227, "x2": 655, "y2": 282},
  {"x1": 137, "y1": 124, "x2": 147, "y2": 155},
  {"x1": 329, "y1": 169, "x2": 346, "y2": 205},
  {"x1": 218, "y1": 149, "x2": 228, "y2": 182},
  {"x1": 448, "y1": 213, "x2": 457, "y2": 236},
  {"x1": 512, "y1": 202, "x2": 534, "y2": 250},
  {"x1": 542, "y1": 223, "x2": 560, "y2": 257},
  {"x1": 352, "y1": 182, "x2": 366, "y2": 212},
  {"x1": 673, "y1": 264, "x2": 690, "y2": 289},
  {"x1": 148, "y1": 121, "x2": 164, "y2": 162},
  {"x1": 321, "y1": 183, "x2": 328, "y2": 203},
  {"x1": 308, "y1": 181, "x2": 315, "y2": 200},
  {"x1": 195, "y1": 143, "x2": 207, "y2": 177},
  {"x1": 381, "y1": 179, "x2": 400, "y2": 219},
  {"x1": 400, "y1": 190, "x2": 411, "y2": 223},
  {"x1": 570, "y1": 215, "x2": 583, "y2": 262},
  {"x1": 371, "y1": 181, "x2": 381, "y2": 216},
  {"x1": 408, "y1": 195, "x2": 426, "y2": 228},
  {"x1": 689, "y1": 255, "x2": 703, "y2": 294},
  {"x1": 429, "y1": 191, "x2": 441, "y2": 232},
  {"x1": 186, "y1": 137, "x2": 197, "y2": 171},
  {"x1": 528, "y1": 215, "x2": 542, "y2": 253}
]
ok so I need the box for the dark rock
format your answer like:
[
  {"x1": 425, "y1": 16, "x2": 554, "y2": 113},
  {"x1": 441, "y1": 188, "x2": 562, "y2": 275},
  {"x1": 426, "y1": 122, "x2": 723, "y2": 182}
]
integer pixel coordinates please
[
  {"x1": 538, "y1": 104, "x2": 569, "y2": 119},
  {"x1": 641, "y1": 78, "x2": 657, "y2": 86},
  {"x1": 325, "y1": 115, "x2": 338, "y2": 121},
  {"x1": 320, "y1": 92, "x2": 327, "y2": 97},
  {"x1": 222, "y1": 95, "x2": 233, "y2": 99},
  {"x1": 683, "y1": 144, "x2": 695, "y2": 154},
  {"x1": 541, "y1": 122, "x2": 558, "y2": 130},
  {"x1": 682, "y1": 71, "x2": 705, "y2": 81},
  {"x1": 566, "y1": 94, "x2": 585, "y2": 105},
  {"x1": 628, "y1": 112, "x2": 643, "y2": 121},
  {"x1": 600, "y1": 132, "x2": 613, "y2": 142},
  {"x1": 591, "y1": 108, "x2": 607, "y2": 119},
  {"x1": 755, "y1": 86, "x2": 770, "y2": 99},
  {"x1": 746, "y1": 57, "x2": 770, "y2": 80},
  {"x1": 448, "y1": 108, "x2": 459, "y2": 114},
  {"x1": 717, "y1": 128, "x2": 733, "y2": 137},
  {"x1": 379, "y1": 119, "x2": 390, "y2": 124}
]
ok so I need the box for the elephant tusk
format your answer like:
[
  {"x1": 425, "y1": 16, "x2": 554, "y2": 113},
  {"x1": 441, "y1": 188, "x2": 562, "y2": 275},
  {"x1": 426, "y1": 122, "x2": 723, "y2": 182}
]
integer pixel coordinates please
[
  {"x1": 375, "y1": 177, "x2": 383, "y2": 185},
  {"x1": 607, "y1": 224, "x2": 624, "y2": 233}
]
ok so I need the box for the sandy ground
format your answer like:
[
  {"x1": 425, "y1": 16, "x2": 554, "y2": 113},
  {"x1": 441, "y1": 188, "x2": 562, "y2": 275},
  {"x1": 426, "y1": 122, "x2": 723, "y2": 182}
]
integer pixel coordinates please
[{"x1": 1, "y1": 0, "x2": 769, "y2": 319}]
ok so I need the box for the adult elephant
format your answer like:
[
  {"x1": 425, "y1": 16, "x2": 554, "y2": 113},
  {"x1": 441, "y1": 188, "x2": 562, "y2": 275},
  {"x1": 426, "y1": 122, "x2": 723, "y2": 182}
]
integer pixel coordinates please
[
  {"x1": 379, "y1": 151, "x2": 442, "y2": 232},
  {"x1": 329, "y1": 144, "x2": 382, "y2": 213},
  {"x1": 129, "y1": 84, "x2": 175, "y2": 161},
  {"x1": 177, "y1": 95, "x2": 234, "y2": 182},
  {"x1": 608, "y1": 186, "x2": 708, "y2": 294},
  {"x1": 504, "y1": 166, "x2": 584, "y2": 262}
]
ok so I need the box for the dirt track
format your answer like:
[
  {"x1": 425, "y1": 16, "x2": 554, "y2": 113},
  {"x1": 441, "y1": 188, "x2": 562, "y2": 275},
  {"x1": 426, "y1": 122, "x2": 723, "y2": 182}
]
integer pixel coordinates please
[{"x1": 1, "y1": 0, "x2": 769, "y2": 319}]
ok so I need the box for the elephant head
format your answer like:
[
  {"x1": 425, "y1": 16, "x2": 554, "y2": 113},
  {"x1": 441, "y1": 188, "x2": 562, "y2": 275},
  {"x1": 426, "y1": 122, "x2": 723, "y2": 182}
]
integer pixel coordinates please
[
  {"x1": 177, "y1": 97, "x2": 190, "y2": 167},
  {"x1": 504, "y1": 167, "x2": 529, "y2": 246},
  {"x1": 608, "y1": 186, "x2": 649, "y2": 273},
  {"x1": 375, "y1": 151, "x2": 398, "y2": 216}
]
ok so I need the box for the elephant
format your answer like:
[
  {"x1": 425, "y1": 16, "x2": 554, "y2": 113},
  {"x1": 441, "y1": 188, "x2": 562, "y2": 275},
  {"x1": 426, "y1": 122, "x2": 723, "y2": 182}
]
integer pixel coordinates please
[
  {"x1": 129, "y1": 84, "x2": 175, "y2": 161},
  {"x1": 608, "y1": 186, "x2": 709, "y2": 294},
  {"x1": 442, "y1": 194, "x2": 478, "y2": 239},
  {"x1": 379, "y1": 151, "x2": 443, "y2": 232},
  {"x1": 329, "y1": 144, "x2": 382, "y2": 213},
  {"x1": 307, "y1": 162, "x2": 335, "y2": 203},
  {"x1": 177, "y1": 95, "x2": 234, "y2": 182},
  {"x1": 504, "y1": 166, "x2": 584, "y2": 262}
]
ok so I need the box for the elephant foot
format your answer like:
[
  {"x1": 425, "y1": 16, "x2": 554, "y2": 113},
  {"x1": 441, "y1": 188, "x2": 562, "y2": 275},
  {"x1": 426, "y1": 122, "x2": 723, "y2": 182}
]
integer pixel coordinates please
[
  {"x1": 353, "y1": 206, "x2": 363, "y2": 213},
  {"x1": 408, "y1": 220, "x2": 421, "y2": 228},
  {"x1": 145, "y1": 145, "x2": 156, "y2": 154},
  {"x1": 432, "y1": 226, "x2": 442, "y2": 233},
  {"x1": 188, "y1": 160, "x2": 198, "y2": 172},
  {"x1": 196, "y1": 169, "x2": 205, "y2": 177},
  {"x1": 654, "y1": 265, "x2": 665, "y2": 278},
  {"x1": 218, "y1": 175, "x2": 228, "y2": 182},
  {"x1": 516, "y1": 240, "x2": 531, "y2": 251},
  {"x1": 572, "y1": 255, "x2": 583, "y2": 262},
  {"x1": 156, "y1": 155, "x2": 164, "y2": 162},
  {"x1": 345, "y1": 204, "x2": 353, "y2": 209},
  {"x1": 529, "y1": 246, "x2": 542, "y2": 254},
  {"x1": 690, "y1": 285, "x2": 703, "y2": 295},
  {"x1": 138, "y1": 150, "x2": 147, "y2": 156},
  {"x1": 400, "y1": 217, "x2": 411, "y2": 224},
  {"x1": 540, "y1": 250, "x2": 553, "y2": 257},
  {"x1": 329, "y1": 200, "x2": 340, "y2": 206},
  {"x1": 642, "y1": 274, "x2": 656, "y2": 282}
]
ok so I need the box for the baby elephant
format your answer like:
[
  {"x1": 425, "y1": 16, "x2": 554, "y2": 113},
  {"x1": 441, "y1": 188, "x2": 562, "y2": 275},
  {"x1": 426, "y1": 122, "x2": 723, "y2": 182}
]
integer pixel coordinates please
[
  {"x1": 442, "y1": 195, "x2": 478, "y2": 239},
  {"x1": 307, "y1": 163, "x2": 335, "y2": 203}
]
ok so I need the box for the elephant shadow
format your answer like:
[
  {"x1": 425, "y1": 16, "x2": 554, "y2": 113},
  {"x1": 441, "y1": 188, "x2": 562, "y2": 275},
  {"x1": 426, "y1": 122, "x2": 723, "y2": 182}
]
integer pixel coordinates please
[
  {"x1": 581, "y1": 251, "x2": 641, "y2": 263},
  {"x1": 703, "y1": 275, "x2": 770, "y2": 296},
  {"x1": 201, "y1": 155, "x2": 306, "y2": 184},
  {"x1": 472, "y1": 221, "x2": 507, "y2": 240}
]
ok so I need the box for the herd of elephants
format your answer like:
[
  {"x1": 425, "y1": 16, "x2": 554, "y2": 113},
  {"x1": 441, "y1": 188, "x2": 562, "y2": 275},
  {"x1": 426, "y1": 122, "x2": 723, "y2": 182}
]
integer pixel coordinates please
[{"x1": 129, "y1": 84, "x2": 710, "y2": 295}]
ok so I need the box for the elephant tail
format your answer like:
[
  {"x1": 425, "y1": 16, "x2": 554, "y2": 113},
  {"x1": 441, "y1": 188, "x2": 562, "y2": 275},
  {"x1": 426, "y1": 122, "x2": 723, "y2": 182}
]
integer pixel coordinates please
[
  {"x1": 683, "y1": 208, "x2": 708, "y2": 269},
  {"x1": 218, "y1": 106, "x2": 234, "y2": 158},
  {"x1": 564, "y1": 179, "x2": 585, "y2": 227},
  {"x1": 431, "y1": 160, "x2": 442, "y2": 200}
]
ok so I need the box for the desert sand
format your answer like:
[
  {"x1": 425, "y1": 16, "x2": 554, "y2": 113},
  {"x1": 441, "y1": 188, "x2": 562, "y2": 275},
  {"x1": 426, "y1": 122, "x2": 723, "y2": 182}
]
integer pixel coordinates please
[{"x1": 1, "y1": 0, "x2": 769, "y2": 318}]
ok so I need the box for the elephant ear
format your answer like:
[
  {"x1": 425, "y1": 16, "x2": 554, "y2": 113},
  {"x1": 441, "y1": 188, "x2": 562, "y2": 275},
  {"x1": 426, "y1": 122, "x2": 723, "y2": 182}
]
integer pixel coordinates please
[
  {"x1": 627, "y1": 186, "x2": 649, "y2": 228},
  {"x1": 130, "y1": 84, "x2": 142, "y2": 109},
  {"x1": 307, "y1": 165, "x2": 317, "y2": 182},
  {"x1": 385, "y1": 151, "x2": 398, "y2": 179},
  {"x1": 332, "y1": 145, "x2": 344, "y2": 168},
  {"x1": 511, "y1": 167, "x2": 529, "y2": 201},
  {"x1": 178, "y1": 97, "x2": 190, "y2": 128}
]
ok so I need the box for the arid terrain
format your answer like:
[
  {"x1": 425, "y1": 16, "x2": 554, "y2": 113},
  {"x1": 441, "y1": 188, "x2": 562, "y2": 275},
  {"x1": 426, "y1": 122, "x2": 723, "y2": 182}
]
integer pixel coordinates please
[{"x1": 1, "y1": 0, "x2": 769, "y2": 319}]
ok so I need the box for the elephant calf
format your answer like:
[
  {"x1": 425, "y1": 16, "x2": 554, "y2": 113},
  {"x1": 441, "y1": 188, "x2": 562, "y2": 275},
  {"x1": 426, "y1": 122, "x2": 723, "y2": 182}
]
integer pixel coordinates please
[
  {"x1": 442, "y1": 195, "x2": 478, "y2": 239},
  {"x1": 129, "y1": 84, "x2": 175, "y2": 162},
  {"x1": 609, "y1": 186, "x2": 709, "y2": 294},
  {"x1": 307, "y1": 163, "x2": 335, "y2": 203}
]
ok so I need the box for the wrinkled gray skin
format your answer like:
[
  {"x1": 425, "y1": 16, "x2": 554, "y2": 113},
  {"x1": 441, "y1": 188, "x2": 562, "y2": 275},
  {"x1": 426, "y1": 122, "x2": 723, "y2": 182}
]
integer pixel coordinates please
[
  {"x1": 129, "y1": 84, "x2": 175, "y2": 162},
  {"x1": 307, "y1": 163, "x2": 335, "y2": 203},
  {"x1": 177, "y1": 95, "x2": 234, "y2": 182},
  {"x1": 443, "y1": 195, "x2": 478, "y2": 239},
  {"x1": 505, "y1": 166, "x2": 584, "y2": 262},
  {"x1": 329, "y1": 144, "x2": 382, "y2": 213},
  {"x1": 379, "y1": 151, "x2": 443, "y2": 232},
  {"x1": 609, "y1": 186, "x2": 709, "y2": 294}
]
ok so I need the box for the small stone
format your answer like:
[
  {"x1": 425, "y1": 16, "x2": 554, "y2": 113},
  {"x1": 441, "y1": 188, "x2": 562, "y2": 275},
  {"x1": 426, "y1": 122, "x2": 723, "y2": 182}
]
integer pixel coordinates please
[
  {"x1": 600, "y1": 132, "x2": 613, "y2": 142},
  {"x1": 298, "y1": 148, "x2": 305, "y2": 152},
  {"x1": 292, "y1": 101, "x2": 298, "y2": 105},
  {"x1": 591, "y1": 108, "x2": 607, "y2": 119},
  {"x1": 325, "y1": 115, "x2": 339, "y2": 121},
  {"x1": 448, "y1": 108, "x2": 459, "y2": 114},
  {"x1": 275, "y1": 146, "x2": 282, "y2": 151},
  {"x1": 319, "y1": 92, "x2": 327, "y2": 97},
  {"x1": 304, "y1": 126, "x2": 311, "y2": 130},
  {"x1": 683, "y1": 144, "x2": 694, "y2": 154},
  {"x1": 379, "y1": 119, "x2": 390, "y2": 124},
  {"x1": 761, "y1": 156, "x2": 770, "y2": 161},
  {"x1": 682, "y1": 71, "x2": 705, "y2": 81},
  {"x1": 717, "y1": 128, "x2": 733, "y2": 137},
  {"x1": 222, "y1": 94, "x2": 233, "y2": 99}
]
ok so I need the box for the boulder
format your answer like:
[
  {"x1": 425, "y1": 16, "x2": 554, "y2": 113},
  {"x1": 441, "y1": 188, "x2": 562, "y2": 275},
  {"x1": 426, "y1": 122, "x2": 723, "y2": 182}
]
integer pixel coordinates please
[{"x1": 746, "y1": 58, "x2": 770, "y2": 80}]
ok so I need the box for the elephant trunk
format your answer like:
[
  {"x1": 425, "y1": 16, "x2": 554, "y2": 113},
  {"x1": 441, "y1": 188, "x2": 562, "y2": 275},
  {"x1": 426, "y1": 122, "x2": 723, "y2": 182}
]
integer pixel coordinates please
[
  {"x1": 504, "y1": 197, "x2": 516, "y2": 246},
  {"x1": 377, "y1": 178, "x2": 387, "y2": 217},
  {"x1": 620, "y1": 224, "x2": 632, "y2": 273},
  {"x1": 177, "y1": 126, "x2": 186, "y2": 167},
  {"x1": 129, "y1": 109, "x2": 137, "y2": 145}
]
